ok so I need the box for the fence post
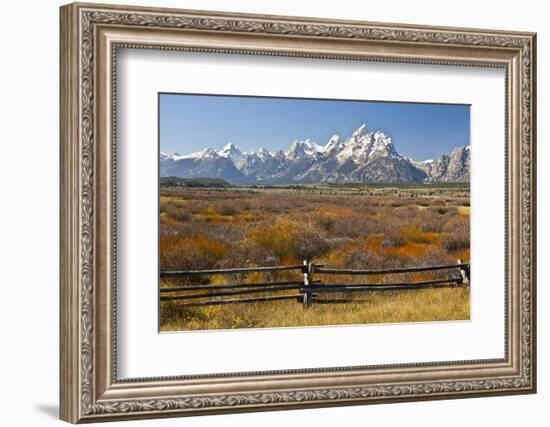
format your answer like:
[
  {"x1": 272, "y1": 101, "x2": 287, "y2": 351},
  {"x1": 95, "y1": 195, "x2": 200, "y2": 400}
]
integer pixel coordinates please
[
  {"x1": 457, "y1": 259, "x2": 470, "y2": 284},
  {"x1": 302, "y1": 260, "x2": 314, "y2": 309}
]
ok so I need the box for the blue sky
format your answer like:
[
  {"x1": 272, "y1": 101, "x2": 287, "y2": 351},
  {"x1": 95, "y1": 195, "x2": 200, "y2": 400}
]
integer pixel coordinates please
[{"x1": 159, "y1": 93, "x2": 470, "y2": 161}]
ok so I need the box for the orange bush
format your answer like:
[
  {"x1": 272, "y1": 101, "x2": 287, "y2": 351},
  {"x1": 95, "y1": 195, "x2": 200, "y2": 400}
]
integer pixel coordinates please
[
  {"x1": 402, "y1": 226, "x2": 432, "y2": 244},
  {"x1": 312, "y1": 206, "x2": 354, "y2": 219},
  {"x1": 160, "y1": 235, "x2": 228, "y2": 271},
  {"x1": 247, "y1": 217, "x2": 329, "y2": 262},
  {"x1": 364, "y1": 235, "x2": 384, "y2": 254},
  {"x1": 384, "y1": 242, "x2": 426, "y2": 258}
]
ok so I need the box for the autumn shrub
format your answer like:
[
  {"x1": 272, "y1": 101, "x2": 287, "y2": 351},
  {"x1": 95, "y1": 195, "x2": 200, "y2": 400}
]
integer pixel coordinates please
[
  {"x1": 402, "y1": 226, "x2": 432, "y2": 244},
  {"x1": 448, "y1": 199, "x2": 470, "y2": 207},
  {"x1": 439, "y1": 214, "x2": 470, "y2": 252},
  {"x1": 160, "y1": 235, "x2": 228, "y2": 271},
  {"x1": 216, "y1": 204, "x2": 238, "y2": 216},
  {"x1": 390, "y1": 206, "x2": 418, "y2": 227},
  {"x1": 441, "y1": 233, "x2": 470, "y2": 252},
  {"x1": 414, "y1": 248, "x2": 458, "y2": 271},
  {"x1": 384, "y1": 242, "x2": 426, "y2": 259},
  {"x1": 321, "y1": 248, "x2": 351, "y2": 268},
  {"x1": 218, "y1": 238, "x2": 279, "y2": 268},
  {"x1": 417, "y1": 210, "x2": 446, "y2": 232},
  {"x1": 381, "y1": 234, "x2": 406, "y2": 249},
  {"x1": 359, "y1": 234, "x2": 383, "y2": 254},
  {"x1": 167, "y1": 209, "x2": 191, "y2": 223},
  {"x1": 294, "y1": 225, "x2": 331, "y2": 260},
  {"x1": 332, "y1": 214, "x2": 385, "y2": 239},
  {"x1": 159, "y1": 199, "x2": 172, "y2": 213},
  {"x1": 442, "y1": 215, "x2": 470, "y2": 233},
  {"x1": 309, "y1": 206, "x2": 355, "y2": 233},
  {"x1": 198, "y1": 222, "x2": 244, "y2": 243},
  {"x1": 345, "y1": 247, "x2": 386, "y2": 269},
  {"x1": 247, "y1": 217, "x2": 329, "y2": 262},
  {"x1": 331, "y1": 215, "x2": 359, "y2": 238},
  {"x1": 428, "y1": 206, "x2": 458, "y2": 215},
  {"x1": 313, "y1": 213, "x2": 335, "y2": 232},
  {"x1": 260, "y1": 198, "x2": 296, "y2": 214}
]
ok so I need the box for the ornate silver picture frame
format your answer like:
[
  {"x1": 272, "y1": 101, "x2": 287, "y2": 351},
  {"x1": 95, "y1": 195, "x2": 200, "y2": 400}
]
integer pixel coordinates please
[{"x1": 60, "y1": 2, "x2": 536, "y2": 423}]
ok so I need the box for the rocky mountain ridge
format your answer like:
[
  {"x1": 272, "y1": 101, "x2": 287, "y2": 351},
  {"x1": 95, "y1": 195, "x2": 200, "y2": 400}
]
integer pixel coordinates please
[{"x1": 160, "y1": 123, "x2": 470, "y2": 184}]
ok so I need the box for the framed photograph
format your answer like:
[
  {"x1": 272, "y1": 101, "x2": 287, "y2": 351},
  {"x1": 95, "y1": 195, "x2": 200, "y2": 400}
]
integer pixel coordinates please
[{"x1": 60, "y1": 2, "x2": 537, "y2": 423}]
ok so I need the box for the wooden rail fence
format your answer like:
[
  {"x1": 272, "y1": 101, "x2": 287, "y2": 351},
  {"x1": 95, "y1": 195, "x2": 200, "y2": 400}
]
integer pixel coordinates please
[{"x1": 160, "y1": 260, "x2": 470, "y2": 309}]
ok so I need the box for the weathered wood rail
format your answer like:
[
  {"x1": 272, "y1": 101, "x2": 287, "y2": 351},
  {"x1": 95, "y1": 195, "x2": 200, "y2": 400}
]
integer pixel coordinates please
[{"x1": 160, "y1": 259, "x2": 470, "y2": 309}]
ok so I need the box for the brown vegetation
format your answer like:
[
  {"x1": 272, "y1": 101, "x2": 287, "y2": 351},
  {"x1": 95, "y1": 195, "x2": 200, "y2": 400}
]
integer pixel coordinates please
[{"x1": 159, "y1": 185, "x2": 470, "y2": 331}]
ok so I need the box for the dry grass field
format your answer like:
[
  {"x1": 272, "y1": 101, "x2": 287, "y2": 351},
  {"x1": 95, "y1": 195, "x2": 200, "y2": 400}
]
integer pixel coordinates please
[{"x1": 159, "y1": 184, "x2": 470, "y2": 332}]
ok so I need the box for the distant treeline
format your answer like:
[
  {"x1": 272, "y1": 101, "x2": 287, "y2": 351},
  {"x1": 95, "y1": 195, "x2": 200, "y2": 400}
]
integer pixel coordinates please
[
  {"x1": 323, "y1": 182, "x2": 471, "y2": 190},
  {"x1": 237, "y1": 182, "x2": 470, "y2": 191},
  {"x1": 160, "y1": 177, "x2": 233, "y2": 188},
  {"x1": 160, "y1": 176, "x2": 470, "y2": 191}
]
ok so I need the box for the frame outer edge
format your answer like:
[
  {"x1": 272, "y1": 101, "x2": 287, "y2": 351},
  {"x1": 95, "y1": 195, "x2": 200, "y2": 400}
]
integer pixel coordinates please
[
  {"x1": 529, "y1": 33, "x2": 537, "y2": 393},
  {"x1": 69, "y1": 1, "x2": 537, "y2": 37},
  {"x1": 61, "y1": 2, "x2": 537, "y2": 422},
  {"x1": 60, "y1": 3, "x2": 81, "y2": 424}
]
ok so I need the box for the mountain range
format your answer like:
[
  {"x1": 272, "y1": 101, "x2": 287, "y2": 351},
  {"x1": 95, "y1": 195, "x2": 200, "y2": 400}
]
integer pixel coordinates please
[{"x1": 160, "y1": 123, "x2": 470, "y2": 185}]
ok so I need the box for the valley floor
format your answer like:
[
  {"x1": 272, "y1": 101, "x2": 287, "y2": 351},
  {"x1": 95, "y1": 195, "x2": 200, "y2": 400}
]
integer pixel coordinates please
[{"x1": 159, "y1": 184, "x2": 470, "y2": 331}]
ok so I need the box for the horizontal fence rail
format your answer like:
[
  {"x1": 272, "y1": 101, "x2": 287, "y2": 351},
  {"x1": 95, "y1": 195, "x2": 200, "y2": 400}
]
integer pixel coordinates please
[
  {"x1": 160, "y1": 260, "x2": 470, "y2": 308},
  {"x1": 315, "y1": 263, "x2": 469, "y2": 275},
  {"x1": 160, "y1": 280, "x2": 309, "y2": 293},
  {"x1": 173, "y1": 294, "x2": 303, "y2": 307},
  {"x1": 160, "y1": 264, "x2": 304, "y2": 277},
  {"x1": 304, "y1": 279, "x2": 463, "y2": 292},
  {"x1": 160, "y1": 284, "x2": 305, "y2": 301}
]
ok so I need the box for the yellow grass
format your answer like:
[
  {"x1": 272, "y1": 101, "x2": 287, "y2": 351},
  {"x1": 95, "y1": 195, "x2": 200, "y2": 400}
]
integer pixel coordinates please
[
  {"x1": 457, "y1": 206, "x2": 471, "y2": 216},
  {"x1": 160, "y1": 287, "x2": 470, "y2": 331}
]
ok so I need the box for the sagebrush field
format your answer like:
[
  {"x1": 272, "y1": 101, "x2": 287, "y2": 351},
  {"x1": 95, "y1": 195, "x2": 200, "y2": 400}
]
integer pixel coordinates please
[{"x1": 159, "y1": 184, "x2": 470, "y2": 331}]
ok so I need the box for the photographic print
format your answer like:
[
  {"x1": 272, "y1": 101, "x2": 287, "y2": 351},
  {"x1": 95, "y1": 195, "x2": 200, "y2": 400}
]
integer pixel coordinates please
[{"x1": 159, "y1": 94, "x2": 471, "y2": 332}]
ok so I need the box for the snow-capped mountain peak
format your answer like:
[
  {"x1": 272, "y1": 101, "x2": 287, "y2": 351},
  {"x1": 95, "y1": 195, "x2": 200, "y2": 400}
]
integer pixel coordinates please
[
  {"x1": 256, "y1": 147, "x2": 272, "y2": 160},
  {"x1": 370, "y1": 131, "x2": 397, "y2": 157},
  {"x1": 272, "y1": 149, "x2": 286, "y2": 160},
  {"x1": 335, "y1": 124, "x2": 371, "y2": 163},
  {"x1": 373, "y1": 130, "x2": 390, "y2": 144},
  {"x1": 166, "y1": 147, "x2": 218, "y2": 159},
  {"x1": 320, "y1": 134, "x2": 344, "y2": 155},
  {"x1": 160, "y1": 151, "x2": 187, "y2": 161},
  {"x1": 218, "y1": 142, "x2": 245, "y2": 162},
  {"x1": 332, "y1": 125, "x2": 399, "y2": 164},
  {"x1": 286, "y1": 139, "x2": 321, "y2": 159},
  {"x1": 198, "y1": 147, "x2": 218, "y2": 158},
  {"x1": 220, "y1": 142, "x2": 237, "y2": 152},
  {"x1": 352, "y1": 123, "x2": 369, "y2": 138}
]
